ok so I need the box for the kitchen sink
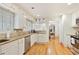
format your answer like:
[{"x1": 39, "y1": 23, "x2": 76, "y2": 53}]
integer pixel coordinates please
[{"x1": 0, "y1": 39, "x2": 8, "y2": 43}]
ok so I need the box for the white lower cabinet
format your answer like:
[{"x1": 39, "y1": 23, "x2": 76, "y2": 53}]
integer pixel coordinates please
[
  {"x1": 31, "y1": 34, "x2": 37, "y2": 46},
  {"x1": 0, "y1": 40, "x2": 19, "y2": 55},
  {"x1": 0, "y1": 38, "x2": 25, "y2": 55},
  {"x1": 37, "y1": 34, "x2": 48, "y2": 43},
  {"x1": 18, "y1": 38, "x2": 25, "y2": 55},
  {"x1": 31, "y1": 34, "x2": 48, "y2": 45}
]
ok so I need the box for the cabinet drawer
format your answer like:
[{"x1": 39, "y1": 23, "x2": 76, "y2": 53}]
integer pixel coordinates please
[
  {"x1": 0, "y1": 44, "x2": 19, "y2": 55},
  {"x1": 37, "y1": 34, "x2": 48, "y2": 43},
  {"x1": 1, "y1": 45, "x2": 10, "y2": 51},
  {"x1": 1, "y1": 40, "x2": 18, "y2": 51},
  {"x1": 0, "y1": 40, "x2": 19, "y2": 55}
]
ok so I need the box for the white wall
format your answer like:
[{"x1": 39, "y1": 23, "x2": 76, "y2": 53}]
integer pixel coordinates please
[
  {"x1": 62, "y1": 14, "x2": 71, "y2": 47},
  {"x1": 57, "y1": 15, "x2": 64, "y2": 43},
  {"x1": 55, "y1": 21, "x2": 59, "y2": 37},
  {"x1": 45, "y1": 19, "x2": 49, "y2": 42},
  {"x1": 57, "y1": 14, "x2": 76, "y2": 47},
  {"x1": 54, "y1": 17, "x2": 60, "y2": 37}
]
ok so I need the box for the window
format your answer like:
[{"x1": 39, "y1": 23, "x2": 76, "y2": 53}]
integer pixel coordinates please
[{"x1": 0, "y1": 7, "x2": 14, "y2": 32}]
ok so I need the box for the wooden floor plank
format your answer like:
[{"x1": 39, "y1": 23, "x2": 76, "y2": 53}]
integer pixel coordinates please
[{"x1": 26, "y1": 37, "x2": 73, "y2": 55}]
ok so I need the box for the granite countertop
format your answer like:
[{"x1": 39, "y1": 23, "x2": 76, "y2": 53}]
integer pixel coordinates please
[
  {"x1": 0, "y1": 33, "x2": 31, "y2": 46},
  {"x1": 31, "y1": 31, "x2": 46, "y2": 34},
  {"x1": 0, "y1": 31, "x2": 46, "y2": 46}
]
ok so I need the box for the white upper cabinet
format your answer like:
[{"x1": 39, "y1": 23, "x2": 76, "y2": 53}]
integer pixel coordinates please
[
  {"x1": 14, "y1": 13, "x2": 22, "y2": 29},
  {"x1": 0, "y1": 7, "x2": 14, "y2": 32},
  {"x1": 25, "y1": 19, "x2": 32, "y2": 31},
  {"x1": 14, "y1": 13, "x2": 25, "y2": 29},
  {"x1": 31, "y1": 34, "x2": 37, "y2": 46},
  {"x1": 2, "y1": 10, "x2": 10, "y2": 32},
  {"x1": 72, "y1": 11, "x2": 79, "y2": 27}
]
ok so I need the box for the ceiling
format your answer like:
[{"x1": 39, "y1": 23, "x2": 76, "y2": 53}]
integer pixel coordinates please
[{"x1": 16, "y1": 3, "x2": 79, "y2": 20}]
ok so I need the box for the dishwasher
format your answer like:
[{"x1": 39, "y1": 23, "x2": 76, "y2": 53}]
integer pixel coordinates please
[{"x1": 24, "y1": 35, "x2": 31, "y2": 53}]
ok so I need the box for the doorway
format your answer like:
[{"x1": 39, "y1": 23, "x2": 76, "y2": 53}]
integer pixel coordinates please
[{"x1": 49, "y1": 24, "x2": 55, "y2": 39}]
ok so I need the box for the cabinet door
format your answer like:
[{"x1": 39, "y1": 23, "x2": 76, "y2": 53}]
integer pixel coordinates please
[
  {"x1": 9, "y1": 12, "x2": 14, "y2": 31},
  {"x1": 14, "y1": 13, "x2": 24, "y2": 28},
  {"x1": 25, "y1": 36, "x2": 30, "y2": 51},
  {"x1": 18, "y1": 38, "x2": 25, "y2": 55},
  {"x1": 2, "y1": 10, "x2": 11, "y2": 32},
  {"x1": 31, "y1": 34, "x2": 37, "y2": 46},
  {"x1": 37, "y1": 34, "x2": 47, "y2": 43},
  {"x1": 5, "y1": 41, "x2": 19, "y2": 55},
  {"x1": 0, "y1": 9, "x2": 3, "y2": 32},
  {"x1": 37, "y1": 34, "x2": 44, "y2": 43},
  {"x1": 1, "y1": 40, "x2": 19, "y2": 55},
  {"x1": 25, "y1": 19, "x2": 32, "y2": 31}
]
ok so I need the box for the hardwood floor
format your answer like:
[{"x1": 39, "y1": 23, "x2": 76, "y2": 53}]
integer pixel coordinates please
[{"x1": 26, "y1": 37, "x2": 73, "y2": 55}]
